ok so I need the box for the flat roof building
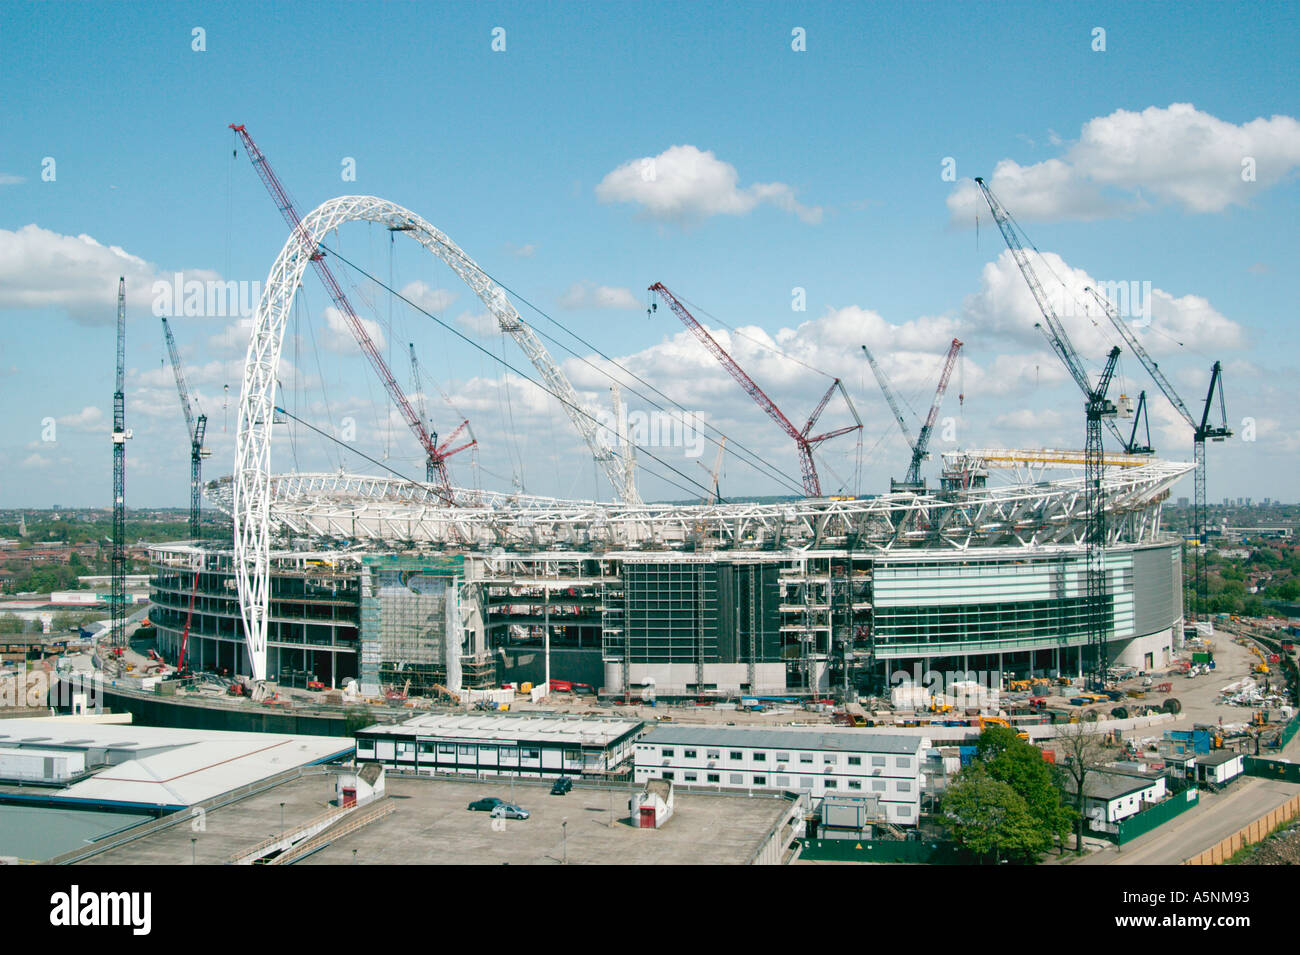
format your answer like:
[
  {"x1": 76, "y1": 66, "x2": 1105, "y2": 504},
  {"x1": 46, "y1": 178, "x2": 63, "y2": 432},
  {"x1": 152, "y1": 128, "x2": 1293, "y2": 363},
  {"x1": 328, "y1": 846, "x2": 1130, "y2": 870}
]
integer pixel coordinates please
[
  {"x1": 356, "y1": 713, "x2": 644, "y2": 779},
  {"x1": 634, "y1": 725, "x2": 928, "y2": 825},
  {"x1": 0, "y1": 718, "x2": 353, "y2": 810}
]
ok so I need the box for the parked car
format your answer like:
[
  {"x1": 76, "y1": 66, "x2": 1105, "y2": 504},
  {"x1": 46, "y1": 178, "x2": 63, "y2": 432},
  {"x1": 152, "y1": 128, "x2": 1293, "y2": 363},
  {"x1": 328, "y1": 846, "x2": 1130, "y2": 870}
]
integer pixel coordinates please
[
  {"x1": 468, "y1": 797, "x2": 504, "y2": 812},
  {"x1": 550, "y1": 776, "x2": 573, "y2": 795},
  {"x1": 489, "y1": 803, "x2": 530, "y2": 820}
]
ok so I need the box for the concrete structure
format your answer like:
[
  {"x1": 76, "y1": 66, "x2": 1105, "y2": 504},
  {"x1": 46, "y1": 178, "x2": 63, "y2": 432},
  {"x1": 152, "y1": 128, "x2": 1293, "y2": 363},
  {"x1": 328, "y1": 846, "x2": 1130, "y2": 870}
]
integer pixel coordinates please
[
  {"x1": 633, "y1": 725, "x2": 927, "y2": 824},
  {"x1": 355, "y1": 713, "x2": 643, "y2": 779},
  {"x1": 75, "y1": 771, "x2": 801, "y2": 865}
]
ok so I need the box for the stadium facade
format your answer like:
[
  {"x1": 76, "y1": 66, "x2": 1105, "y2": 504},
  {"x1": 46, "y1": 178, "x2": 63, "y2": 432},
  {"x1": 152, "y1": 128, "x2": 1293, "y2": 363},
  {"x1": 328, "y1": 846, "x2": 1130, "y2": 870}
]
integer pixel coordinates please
[{"x1": 149, "y1": 452, "x2": 1190, "y2": 699}]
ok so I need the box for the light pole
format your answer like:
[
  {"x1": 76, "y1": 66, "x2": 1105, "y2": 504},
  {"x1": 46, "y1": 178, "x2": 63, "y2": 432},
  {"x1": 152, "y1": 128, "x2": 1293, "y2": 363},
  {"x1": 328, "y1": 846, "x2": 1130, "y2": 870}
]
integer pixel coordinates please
[
  {"x1": 562, "y1": 817, "x2": 567, "y2": 865},
  {"x1": 191, "y1": 837, "x2": 196, "y2": 865}
]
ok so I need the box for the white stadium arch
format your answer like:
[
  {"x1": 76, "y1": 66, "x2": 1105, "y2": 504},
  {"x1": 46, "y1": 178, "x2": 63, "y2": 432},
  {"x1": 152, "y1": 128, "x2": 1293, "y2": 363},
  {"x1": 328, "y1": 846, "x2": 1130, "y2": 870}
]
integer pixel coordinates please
[{"x1": 233, "y1": 195, "x2": 638, "y2": 679}]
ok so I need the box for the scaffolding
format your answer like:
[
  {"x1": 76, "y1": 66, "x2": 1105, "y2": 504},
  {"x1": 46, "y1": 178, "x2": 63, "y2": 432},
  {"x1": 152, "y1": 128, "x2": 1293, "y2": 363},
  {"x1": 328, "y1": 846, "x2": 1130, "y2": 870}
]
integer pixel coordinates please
[{"x1": 360, "y1": 555, "x2": 464, "y2": 697}]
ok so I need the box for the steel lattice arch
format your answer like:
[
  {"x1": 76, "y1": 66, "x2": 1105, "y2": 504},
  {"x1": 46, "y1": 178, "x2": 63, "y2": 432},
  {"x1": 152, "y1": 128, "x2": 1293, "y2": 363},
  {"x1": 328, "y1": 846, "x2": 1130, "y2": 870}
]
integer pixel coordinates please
[{"x1": 234, "y1": 195, "x2": 638, "y2": 679}]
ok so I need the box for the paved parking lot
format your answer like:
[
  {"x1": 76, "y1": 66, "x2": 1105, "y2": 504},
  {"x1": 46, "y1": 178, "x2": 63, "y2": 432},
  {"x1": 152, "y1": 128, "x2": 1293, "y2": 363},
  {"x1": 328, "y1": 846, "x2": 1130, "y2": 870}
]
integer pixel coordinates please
[{"x1": 298, "y1": 775, "x2": 793, "y2": 865}]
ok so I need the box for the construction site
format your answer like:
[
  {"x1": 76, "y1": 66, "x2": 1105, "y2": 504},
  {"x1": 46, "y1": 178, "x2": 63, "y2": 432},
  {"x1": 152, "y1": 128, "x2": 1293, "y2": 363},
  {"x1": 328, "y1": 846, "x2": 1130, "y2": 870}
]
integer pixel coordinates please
[{"x1": 72, "y1": 126, "x2": 1232, "y2": 729}]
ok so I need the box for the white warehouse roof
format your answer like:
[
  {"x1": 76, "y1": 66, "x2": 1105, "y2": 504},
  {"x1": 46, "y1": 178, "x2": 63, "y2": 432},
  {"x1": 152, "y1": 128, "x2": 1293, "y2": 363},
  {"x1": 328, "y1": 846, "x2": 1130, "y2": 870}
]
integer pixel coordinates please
[{"x1": 0, "y1": 719, "x2": 354, "y2": 809}]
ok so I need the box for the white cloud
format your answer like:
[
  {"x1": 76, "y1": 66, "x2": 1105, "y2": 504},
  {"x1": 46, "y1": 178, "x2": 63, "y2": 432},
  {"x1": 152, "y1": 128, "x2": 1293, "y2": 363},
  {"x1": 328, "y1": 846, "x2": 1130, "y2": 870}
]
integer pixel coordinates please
[
  {"x1": 596, "y1": 145, "x2": 822, "y2": 224},
  {"x1": 949, "y1": 104, "x2": 1300, "y2": 222},
  {"x1": 454, "y1": 310, "x2": 499, "y2": 338},
  {"x1": 558, "y1": 282, "x2": 641, "y2": 310},
  {"x1": 21, "y1": 453, "x2": 51, "y2": 469},
  {"x1": 321, "y1": 306, "x2": 387, "y2": 355},
  {"x1": 961, "y1": 249, "x2": 1246, "y2": 356},
  {"x1": 0, "y1": 224, "x2": 224, "y2": 323},
  {"x1": 400, "y1": 280, "x2": 457, "y2": 314},
  {"x1": 995, "y1": 408, "x2": 1065, "y2": 431},
  {"x1": 0, "y1": 173, "x2": 24, "y2": 186},
  {"x1": 56, "y1": 406, "x2": 107, "y2": 433},
  {"x1": 505, "y1": 242, "x2": 537, "y2": 258}
]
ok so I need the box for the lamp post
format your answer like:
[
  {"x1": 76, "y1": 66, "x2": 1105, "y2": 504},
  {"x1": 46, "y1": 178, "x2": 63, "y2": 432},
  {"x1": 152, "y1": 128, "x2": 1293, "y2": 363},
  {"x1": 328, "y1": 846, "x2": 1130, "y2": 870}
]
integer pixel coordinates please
[{"x1": 562, "y1": 817, "x2": 567, "y2": 865}]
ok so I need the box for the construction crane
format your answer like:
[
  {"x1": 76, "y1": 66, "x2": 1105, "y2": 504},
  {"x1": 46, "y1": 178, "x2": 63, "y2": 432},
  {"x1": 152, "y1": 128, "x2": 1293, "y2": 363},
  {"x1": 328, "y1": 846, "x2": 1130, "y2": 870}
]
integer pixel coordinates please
[
  {"x1": 408, "y1": 343, "x2": 476, "y2": 484},
  {"x1": 698, "y1": 436, "x2": 727, "y2": 504},
  {"x1": 1084, "y1": 346, "x2": 1123, "y2": 690},
  {"x1": 1084, "y1": 286, "x2": 1231, "y2": 617},
  {"x1": 229, "y1": 124, "x2": 471, "y2": 504},
  {"x1": 161, "y1": 318, "x2": 211, "y2": 538},
  {"x1": 648, "y1": 282, "x2": 862, "y2": 497},
  {"x1": 861, "y1": 338, "x2": 963, "y2": 491},
  {"x1": 975, "y1": 178, "x2": 1127, "y2": 691},
  {"x1": 110, "y1": 278, "x2": 131, "y2": 650},
  {"x1": 974, "y1": 179, "x2": 1128, "y2": 448}
]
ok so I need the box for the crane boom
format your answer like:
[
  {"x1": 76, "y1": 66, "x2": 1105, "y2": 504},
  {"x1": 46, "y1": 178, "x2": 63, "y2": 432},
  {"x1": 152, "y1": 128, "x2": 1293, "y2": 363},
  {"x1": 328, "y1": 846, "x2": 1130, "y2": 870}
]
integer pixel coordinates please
[
  {"x1": 162, "y1": 317, "x2": 210, "y2": 537},
  {"x1": 862, "y1": 339, "x2": 962, "y2": 488},
  {"x1": 162, "y1": 317, "x2": 198, "y2": 441},
  {"x1": 230, "y1": 124, "x2": 468, "y2": 504},
  {"x1": 911, "y1": 338, "x2": 963, "y2": 485},
  {"x1": 974, "y1": 178, "x2": 1126, "y2": 446},
  {"x1": 1084, "y1": 286, "x2": 1193, "y2": 428},
  {"x1": 861, "y1": 344, "x2": 916, "y2": 453},
  {"x1": 649, "y1": 282, "x2": 860, "y2": 497}
]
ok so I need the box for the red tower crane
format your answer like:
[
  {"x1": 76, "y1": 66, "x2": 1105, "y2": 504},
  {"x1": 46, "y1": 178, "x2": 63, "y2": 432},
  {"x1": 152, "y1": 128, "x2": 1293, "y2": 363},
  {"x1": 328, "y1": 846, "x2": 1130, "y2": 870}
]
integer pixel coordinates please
[
  {"x1": 648, "y1": 282, "x2": 861, "y2": 497},
  {"x1": 229, "y1": 123, "x2": 473, "y2": 503}
]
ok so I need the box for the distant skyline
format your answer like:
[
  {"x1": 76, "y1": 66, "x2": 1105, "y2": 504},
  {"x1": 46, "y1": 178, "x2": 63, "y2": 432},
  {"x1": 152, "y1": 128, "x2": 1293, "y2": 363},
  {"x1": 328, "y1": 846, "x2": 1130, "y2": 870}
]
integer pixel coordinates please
[{"x1": 1, "y1": 1, "x2": 1297, "y2": 507}]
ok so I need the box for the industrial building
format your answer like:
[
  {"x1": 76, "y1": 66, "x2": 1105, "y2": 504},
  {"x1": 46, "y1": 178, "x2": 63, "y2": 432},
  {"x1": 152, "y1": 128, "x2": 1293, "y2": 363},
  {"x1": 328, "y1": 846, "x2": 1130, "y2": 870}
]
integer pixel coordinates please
[
  {"x1": 0, "y1": 718, "x2": 354, "y2": 810},
  {"x1": 632, "y1": 725, "x2": 928, "y2": 824},
  {"x1": 354, "y1": 713, "x2": 643, "y2": 778}
]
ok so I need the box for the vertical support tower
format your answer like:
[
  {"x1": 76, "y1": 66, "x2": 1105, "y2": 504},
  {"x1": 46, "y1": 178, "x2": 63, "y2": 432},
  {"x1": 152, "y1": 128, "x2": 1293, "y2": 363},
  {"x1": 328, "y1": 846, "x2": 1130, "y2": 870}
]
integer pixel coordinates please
[{"x1": 111, "y1": 278, "x2": 132, "y2": 648}]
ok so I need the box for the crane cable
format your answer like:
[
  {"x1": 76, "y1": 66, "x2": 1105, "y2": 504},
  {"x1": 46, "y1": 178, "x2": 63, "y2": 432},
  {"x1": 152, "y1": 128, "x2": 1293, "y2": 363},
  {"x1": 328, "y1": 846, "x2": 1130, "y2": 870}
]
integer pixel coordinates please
[{"x1": 319, "y1": 243, "x2": 727, "y2": 504}]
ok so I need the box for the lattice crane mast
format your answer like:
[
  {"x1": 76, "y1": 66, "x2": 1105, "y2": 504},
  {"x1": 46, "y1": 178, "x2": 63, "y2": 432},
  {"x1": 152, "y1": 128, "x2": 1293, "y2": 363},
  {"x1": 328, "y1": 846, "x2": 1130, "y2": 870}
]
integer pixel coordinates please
[
  {"x1": 161, "y1": 318, "x2": 211, "y2": 538},
  {"x1": 111, "y1": 278, "x2": 131, "y2": 650},
  {"x1": 1085, "y1": 286, "x2": 1231, "y2": 617},
  {"x1": 1083, "y1": 346, "x2": 1123, "y2": 690},
  {"x1": 648, "y1": 282, "x2": 861, "y2": 497},
  {"x1": 229, "y1": 123, "x2": 471, "y2": 504},
  {"x1": 862, "y1": 339, "x2": 963, "y2": 490}
]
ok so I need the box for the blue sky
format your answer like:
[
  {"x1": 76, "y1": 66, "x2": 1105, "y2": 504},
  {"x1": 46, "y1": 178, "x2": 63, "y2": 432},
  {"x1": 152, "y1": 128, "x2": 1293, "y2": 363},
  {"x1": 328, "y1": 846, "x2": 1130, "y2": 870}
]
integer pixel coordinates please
[{"x1": 1, "y1": 0, "x2": 1297, "y2": 507}]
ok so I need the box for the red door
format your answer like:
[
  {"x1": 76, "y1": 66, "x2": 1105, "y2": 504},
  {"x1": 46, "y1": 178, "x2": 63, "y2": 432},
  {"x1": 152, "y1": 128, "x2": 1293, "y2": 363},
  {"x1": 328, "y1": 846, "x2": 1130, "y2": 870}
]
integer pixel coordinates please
[{"x1": 639, "y1": 806, "x2": 656, "y2": 829}]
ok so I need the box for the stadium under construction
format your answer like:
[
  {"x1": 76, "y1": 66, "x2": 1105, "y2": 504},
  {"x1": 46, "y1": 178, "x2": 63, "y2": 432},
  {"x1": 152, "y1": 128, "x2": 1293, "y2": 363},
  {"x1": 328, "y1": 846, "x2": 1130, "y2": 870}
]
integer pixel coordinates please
[
  {"x1": 149, "y1": 448, "x2": 1190, "y2": 700},
  {"x1": 138, "y1": 149, "x2": 1209, "y2": 706}
]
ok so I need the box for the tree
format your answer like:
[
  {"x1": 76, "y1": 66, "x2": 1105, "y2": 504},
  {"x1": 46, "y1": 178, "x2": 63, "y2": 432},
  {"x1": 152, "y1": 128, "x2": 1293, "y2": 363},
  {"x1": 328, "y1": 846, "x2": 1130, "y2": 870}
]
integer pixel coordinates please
[
  {"x1": 1054, "y1": 722, "x2": 1112, "y2": 854},
  {"x1": 975, "y1": 726, "x2": 1074, "y2": 853},
  {"x1": 941, "y1": 765, "x2": 1045, "y2": 864}
]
